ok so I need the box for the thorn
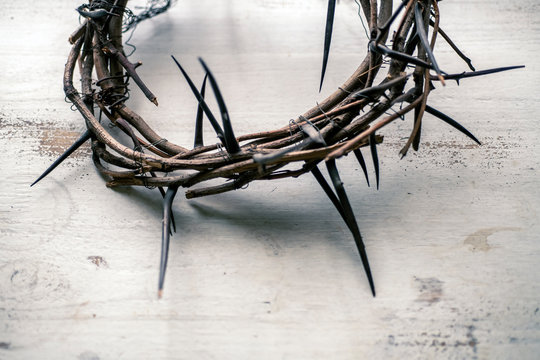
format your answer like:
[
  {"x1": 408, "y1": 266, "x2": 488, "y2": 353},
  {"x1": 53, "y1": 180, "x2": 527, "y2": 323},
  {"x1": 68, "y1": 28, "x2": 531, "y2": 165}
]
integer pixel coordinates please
[
  {"x1": 414, "y1": 3, "x2": 444, "y2": 85},
  {"x1": 372, "y1": 43, "x2": 434, "y2": 70},
  {"x1": 156, "y1": 184, "x2": 177, "y2": 234},
  {"x1": 404, "y1": 29, "x2": 419, "y2": 55},
  {"x1": 170, "y1": 55, "x2": 225, "y2": 143},
  {"x1": 31, "y1": 130, "x2": 91, "y2": 187},
  {"x1": 424, "y1": 105, "x2": 481, "y2": 145},
  {"x1": 376, "y1": 0, "x2": 409, "y2": 42},
  {"x1": 353, "y1": 149, "x2": 370, "y2": 187},
  {"x1": 351, "y1": 73, "x2": 410, "y2": 101},
  {"x1": 194, "y1": 73, "x2": 208, "y2": 148},
  {"x1": 325, "y1": 160, "x2": 376, "y2": 297},
  {"x1": 412, "y1": 105, "x2": 422, "y2": 151},
  {"x1": 311, "y1": 166, "x2": 346, "y2": 220},
  {"x1": 320, "y1": 0, "x2": 336, "y2": 92},
  {"x1": 198, "y1": 58, "x2": 240, "y2": 153},
  {"x1": 252, "y1": 139, "x2": 309, "y2": 166},
  {"x1": 369, "y1": 133, "x2": 380, "y2": 190},
  {"x1": 434, "y1": 65, "x2": 525, "y2": 82},
  {"x1": 158, "y1": 184, "x2": 179, "y2": 298}
]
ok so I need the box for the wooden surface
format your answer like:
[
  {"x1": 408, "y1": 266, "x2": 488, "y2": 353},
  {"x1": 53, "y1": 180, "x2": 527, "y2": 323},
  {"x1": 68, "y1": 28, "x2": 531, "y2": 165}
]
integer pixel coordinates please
[{"x1": 1, "y1": 1, "x2": 539, "y2": 359}]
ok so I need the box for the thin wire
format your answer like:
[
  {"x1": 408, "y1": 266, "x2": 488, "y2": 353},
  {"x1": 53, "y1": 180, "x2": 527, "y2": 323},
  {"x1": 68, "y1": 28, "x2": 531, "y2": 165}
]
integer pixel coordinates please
[
  {"x1": 123, "y1": 0, "x2": 176, "y2": 32},
  {"x1": 123, "y1": 23, "x2": 138, "y2": 57},
  {"x1": 216, "y1": 143, "x2": 232, "y2": 161},
  {"x1": 288, "y1": 119, "x2": 298, "y2": 137},
  {"x1": 354, "y1": 0, "x2": 371, "y2": 40},
  {"x1": 78, "y1": 0, "x2": 175, "y2": 57}
]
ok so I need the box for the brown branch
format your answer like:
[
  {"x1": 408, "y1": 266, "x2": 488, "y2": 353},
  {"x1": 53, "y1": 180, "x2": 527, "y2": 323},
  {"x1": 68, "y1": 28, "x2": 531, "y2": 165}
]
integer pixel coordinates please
[
  {"x1": 102, "y1": 42, "x2": 158, "y2": 106},
  {"x1": 69, "y1": 21, "x2": 88, "y2": 44},
  {"x1": 326, "y1": 96, "x2": 423, "y2": 161}
]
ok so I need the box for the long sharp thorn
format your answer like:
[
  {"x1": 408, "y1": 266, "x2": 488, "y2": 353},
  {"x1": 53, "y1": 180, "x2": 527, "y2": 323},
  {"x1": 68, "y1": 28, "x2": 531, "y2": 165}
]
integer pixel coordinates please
[
  {"x1": 412, "y1": 105, "x2": 422, "y2": 151},
  {"x1": 158, "y1": 184, "x2": 179, "y2": 299},
  {"x1": 326, "y1": 160, "x2": 375, "y2": 297},
  {"x1": 170, "y1": 55, "x2": 225, "y2": 143},
  {"x1": 404, "y1": 29, "x2": 420, "y2": 56},
  {"x1": 435, "y1": 66, "x2": 525, "y2": 82},
  {"x1": 377, "y1": 0, "x2": 409, "y2": 41},
  {"x1": 31, "y1": 130, "x2": 91, "y2": 187},
  {"x1": 198, "y1": 58, "x2": 240, "y2": 154},
  {"x1": 372, "y1": 43, "x2": 434, "y2": 70},
  {"x1": 311, "y1": 166, "x2": 346, "y2": 220},
  {"x1": 155, "y1": 180, "x2": 177, "y2": 234},
  {"x1": 353, "y1": 149, "x2": 370, "y2": 187},
  {"x1": 313, "y1": 165, "x2": 369, "y2": 241},
  {"x1": 369, "y1": 133, "x2": 380, "y2": 190},
  {"x1": 194, "y1": 74, "x2": 208, "y2": 148},
  {"x1": 414, "y1": 3, "x2": 444, "y2": 84},
  {"x1": 320, "y1": 0, "x2": 336, "y2": 92},
  {"x1": 351, "y1": 74, "x2": 410, "y2": 101},
  {"x1": 424, "y1": 105, "x2": 481, "y2": 145},
  {"x1": 313, "y1": 164, "x2": 377, "y2": 286}
]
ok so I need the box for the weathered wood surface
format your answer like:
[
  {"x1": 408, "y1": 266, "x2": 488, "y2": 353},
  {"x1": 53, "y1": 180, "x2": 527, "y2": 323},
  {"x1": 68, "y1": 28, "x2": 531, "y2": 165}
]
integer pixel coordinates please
[{"x1": 1, "y1": 0, "x2": 539, "y2": 359}]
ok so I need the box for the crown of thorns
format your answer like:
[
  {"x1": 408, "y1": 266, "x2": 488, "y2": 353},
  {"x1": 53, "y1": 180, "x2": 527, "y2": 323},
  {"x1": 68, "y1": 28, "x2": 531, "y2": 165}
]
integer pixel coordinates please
[{"x1": 32, "y1": 0, "x2": 523, "y2": 298}]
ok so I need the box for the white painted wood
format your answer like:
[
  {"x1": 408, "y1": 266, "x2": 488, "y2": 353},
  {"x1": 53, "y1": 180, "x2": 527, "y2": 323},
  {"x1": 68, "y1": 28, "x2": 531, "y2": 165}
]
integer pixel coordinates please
[{"x1": 1, "y1": 1, "x2": 539, "y2": 359}]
